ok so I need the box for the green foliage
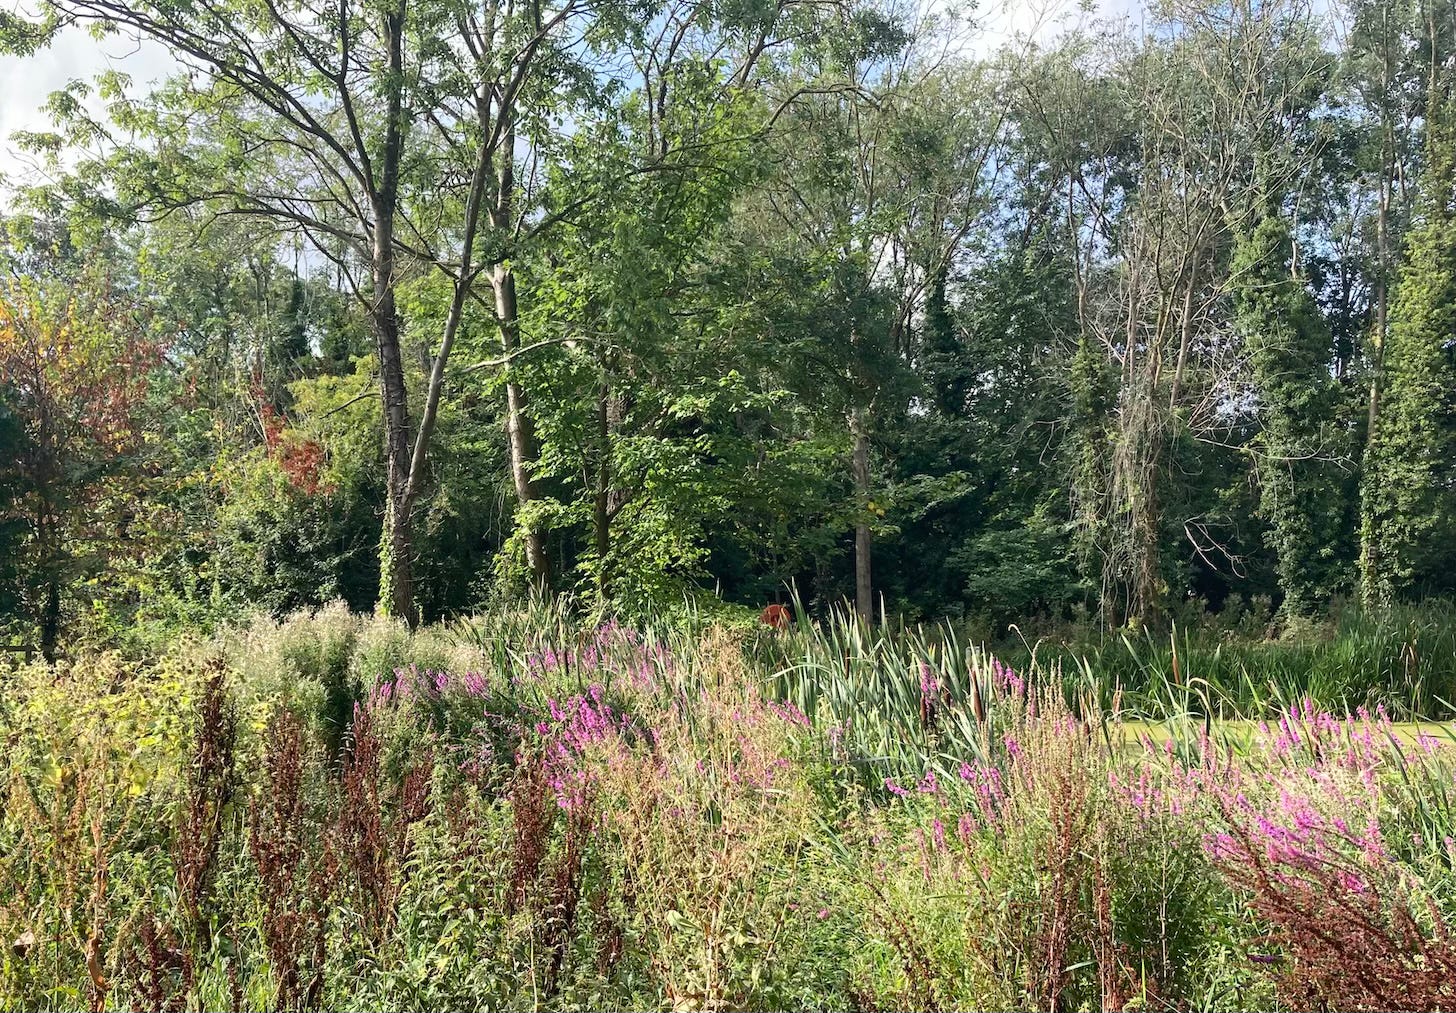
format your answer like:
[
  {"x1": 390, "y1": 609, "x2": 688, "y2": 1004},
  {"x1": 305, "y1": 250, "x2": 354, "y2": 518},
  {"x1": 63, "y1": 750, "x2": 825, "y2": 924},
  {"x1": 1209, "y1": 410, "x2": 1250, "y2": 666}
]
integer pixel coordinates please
[
  {"x1": 1233, "y1": 212, "x2": 1350, "y2": 616},
  {"x1": 1361, "y1": 117, "x2": 1456, "y2": 606},
  {"x1": 0, "y1": 270, "x2": 174, "y2": 653},
  {"x1": 15, "y1": 0, "x2": 1456, "y2": 1006},
  {"x1": 951, "y1": 515, "x2": 1084, "y2": 630},
  {"x1": 4, "y1": 0, "x2": 1456, "y2": 649},
  {"x1": 6, "y1": 610, "x2": 1454, "y2": 1011}
]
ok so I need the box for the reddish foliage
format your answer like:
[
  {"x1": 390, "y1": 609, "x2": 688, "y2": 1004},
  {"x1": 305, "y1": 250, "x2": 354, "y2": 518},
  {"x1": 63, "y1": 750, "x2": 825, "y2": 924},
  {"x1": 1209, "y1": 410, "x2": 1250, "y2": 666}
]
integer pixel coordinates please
[
  {"x1": 506, "y1": 753, "x2": 556, "y2": 916},
  {"x1": 247, "y1": 713, "x2": 335, "y2": 1011},
  {"x1": 759, "y1": 604, "x2": 792, "y2": 630},
  {"x1": 1211, "y1": 797, "x2": 1456, "y2": 1011},
  {"x1": 333, "y1": 706, "x2": 434, "y2": 947},
  {"x1": 249, "y1": 378, "x2": 330, "y2": 495},
  {"x1": 174, "y1": 658, "x2": 237, "y2": 941}
]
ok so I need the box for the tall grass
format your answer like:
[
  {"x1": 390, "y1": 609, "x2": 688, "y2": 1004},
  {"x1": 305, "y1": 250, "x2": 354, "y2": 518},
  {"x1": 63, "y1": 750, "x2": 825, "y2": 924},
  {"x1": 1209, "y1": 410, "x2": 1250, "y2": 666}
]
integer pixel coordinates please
[
  {"x1": 3, "y1": 602, "x2": 1455, "y2": 1011},
  {"x1": 1017, "y1": 603, "x2": 1456, "y2": 720},
  {"x1": 751, "y1": 601, "x2": 1456, "y2": 789}
]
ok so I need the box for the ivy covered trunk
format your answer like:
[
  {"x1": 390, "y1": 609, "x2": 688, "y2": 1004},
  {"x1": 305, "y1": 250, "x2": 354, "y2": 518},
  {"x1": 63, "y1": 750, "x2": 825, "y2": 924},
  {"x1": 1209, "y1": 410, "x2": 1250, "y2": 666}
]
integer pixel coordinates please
[
  {"x1": 851, "y1": 407, "x2": 872, "y2": 622},
  {"x1": 371, "y1": 241, "x2": 417, "y2": 627},
  {"x1": 371, "y1": 4, "x2": 417, "y2": 627},
  {"x1": 1360, "y1": 34, "x2": 1456, "y2": 609},
  {"x1": 1234, "y1": 212, "x2": 1344, "y2": 618},
  {"x1": 493, "y1": 262, "x2": 551, "y2": 592}
]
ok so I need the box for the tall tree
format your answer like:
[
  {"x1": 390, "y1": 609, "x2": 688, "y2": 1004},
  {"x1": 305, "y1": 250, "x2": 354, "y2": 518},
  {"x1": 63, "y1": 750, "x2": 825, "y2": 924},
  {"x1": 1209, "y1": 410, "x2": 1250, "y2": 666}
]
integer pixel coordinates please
[
  {"x1": 1360, "y1": 2, "x2": 1456, "y2": 605},
  {"x1": 15, "y1": 0, "x2": 600, "y2": 619},
  {"x1": 747, "y1": 18, "x2": 1010, "y2": 619},
  {"x1": 1233, "y1": 211, "x2": 1346, "y2": 616},
  {"x1": 1031, "y1": 0, "x2": 1329, "y2": 625}
]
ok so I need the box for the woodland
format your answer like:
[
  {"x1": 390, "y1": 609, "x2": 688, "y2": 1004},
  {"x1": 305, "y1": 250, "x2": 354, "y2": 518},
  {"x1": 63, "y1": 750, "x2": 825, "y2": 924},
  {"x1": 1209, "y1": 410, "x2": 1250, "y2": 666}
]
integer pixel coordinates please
[
  {"x1": 4, "y1": 1, "x2": 1456, "y2": 1011},
  {"x1": 1, "y1": 0, "x2": 1452, "y2": 649}
]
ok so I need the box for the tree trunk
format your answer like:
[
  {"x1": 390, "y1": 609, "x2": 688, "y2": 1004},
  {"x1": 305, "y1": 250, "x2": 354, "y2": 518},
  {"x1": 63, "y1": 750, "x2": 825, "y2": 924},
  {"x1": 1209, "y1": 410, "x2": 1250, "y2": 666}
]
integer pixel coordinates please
[
  {"x1": 372, "y1": 232, "x2": 416, "y2": 625},
  {"x1": 40, "y1": 574, "x2": 60, "y2": 662},
  {"x1": 493, "y1": 262, "x2": 551, "y2": 591},
  {"x1": 488, "y1": 109, "x2": 550, "y2": 592},
  {"x1": 1360, "y1": 73, "x2": 1394, "y2": 606},
  {"x1": 371, "y1": 2, "x2": 417, "y2": 626},
  {"x1": 594, "y1": 378, "x2": 611, "y2": 601},
  {"x1": 1359, "y1": 195, "x2": 1387, "y2": 605},
  {"x1": 1169, "y1": 247, "x2": 1200, "y2": 409},
  {"x1": 851, "y1": 407, "x2": 872, "y2": 622},
  {"x1": 1130, "y1": 450, "x2": 1162, "y2": 627},
  {"x1": 1368, "y1": 173, "x2": 1389, "y2": 438}
]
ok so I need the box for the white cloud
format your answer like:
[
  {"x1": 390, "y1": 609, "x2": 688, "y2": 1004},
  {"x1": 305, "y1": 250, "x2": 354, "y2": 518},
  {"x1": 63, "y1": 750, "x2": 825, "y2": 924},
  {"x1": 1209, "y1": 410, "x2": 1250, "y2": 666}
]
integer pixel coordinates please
[{"x1": 0, "y1": 22, "x2": 177, "y2": 188}]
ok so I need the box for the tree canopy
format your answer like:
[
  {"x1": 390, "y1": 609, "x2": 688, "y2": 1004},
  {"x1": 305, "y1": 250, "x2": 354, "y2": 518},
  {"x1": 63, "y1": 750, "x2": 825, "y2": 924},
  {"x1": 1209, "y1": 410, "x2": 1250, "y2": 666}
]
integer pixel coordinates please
[{"x1": 4, "y1": 0, "x2": 1456, "y2": 645}]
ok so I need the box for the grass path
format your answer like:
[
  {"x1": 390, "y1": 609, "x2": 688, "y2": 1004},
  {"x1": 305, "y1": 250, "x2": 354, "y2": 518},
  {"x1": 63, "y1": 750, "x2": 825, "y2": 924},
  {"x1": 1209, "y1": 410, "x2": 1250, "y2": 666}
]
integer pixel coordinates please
[{"x1": 1116, "y1": 718, "x2": 1456, "y2": 752}]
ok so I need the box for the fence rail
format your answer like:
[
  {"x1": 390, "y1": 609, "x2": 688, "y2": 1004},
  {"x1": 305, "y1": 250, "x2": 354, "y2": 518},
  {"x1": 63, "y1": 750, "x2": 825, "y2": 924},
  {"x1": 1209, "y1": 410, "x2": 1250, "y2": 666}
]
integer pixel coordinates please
[{"x1": 2, "y1": 644, "x2": 38, "y2": 663}]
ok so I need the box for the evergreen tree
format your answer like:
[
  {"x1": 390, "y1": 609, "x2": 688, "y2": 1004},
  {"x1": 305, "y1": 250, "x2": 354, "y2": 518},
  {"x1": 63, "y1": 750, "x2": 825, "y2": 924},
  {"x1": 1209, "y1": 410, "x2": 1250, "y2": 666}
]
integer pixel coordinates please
[
  {"x1": 1360, "y1": 98, "x2": 1456, "y2": 606},
  {"x1": 1234, "y1": 212, "x2": 1347, "y2": 617}
]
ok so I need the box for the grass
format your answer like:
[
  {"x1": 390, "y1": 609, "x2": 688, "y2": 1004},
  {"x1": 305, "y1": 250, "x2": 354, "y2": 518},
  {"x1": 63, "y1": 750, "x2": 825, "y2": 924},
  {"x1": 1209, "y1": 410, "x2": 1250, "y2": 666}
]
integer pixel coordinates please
[
  {"x1": 1004, "y1": 602, "x2": 1456, "y2": 721},
  {"x1": 1, "y1": 602, "x2": 1454, "y2": 1011},
  {"x1": 1119, "y1": 717, "x2": 1456, "y2": 752}
]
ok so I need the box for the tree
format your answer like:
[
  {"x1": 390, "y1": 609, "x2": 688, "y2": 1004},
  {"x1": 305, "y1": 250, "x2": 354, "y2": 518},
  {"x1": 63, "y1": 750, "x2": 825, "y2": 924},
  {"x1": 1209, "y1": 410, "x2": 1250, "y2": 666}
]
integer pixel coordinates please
[
  {"x1": 0, "y1": 273, "x2": 169, "y2": 656},
  {"x1": 15, "y1": 0, "x2": 603, "y2": 620},
  {"x1": 1233, "y1": 211, "x2": 1347, "y2": 616},
  {"x1": 1027, "y1": 0, "x2": 1330, "y2": 626},
  {"x1": 742, "y1": 14, "x2": 1009, "y2": 620},
  {"x1": 1360, "y1": 36, "x2": 1456, "y2": 605}
]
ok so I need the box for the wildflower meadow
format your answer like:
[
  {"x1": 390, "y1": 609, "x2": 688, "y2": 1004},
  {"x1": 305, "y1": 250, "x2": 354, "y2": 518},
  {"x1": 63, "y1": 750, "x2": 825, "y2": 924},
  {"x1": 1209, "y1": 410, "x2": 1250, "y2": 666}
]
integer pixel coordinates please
[{"x1": 2, "y1": 604, "x2": 1454, "y2": 1011}]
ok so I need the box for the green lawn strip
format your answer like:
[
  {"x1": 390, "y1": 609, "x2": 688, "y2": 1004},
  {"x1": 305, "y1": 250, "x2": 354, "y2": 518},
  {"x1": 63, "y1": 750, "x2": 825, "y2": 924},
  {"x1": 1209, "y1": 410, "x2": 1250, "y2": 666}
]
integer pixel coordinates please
[{"x1": 1116, "y1": 718, "x2": 1456, "y2": 754}]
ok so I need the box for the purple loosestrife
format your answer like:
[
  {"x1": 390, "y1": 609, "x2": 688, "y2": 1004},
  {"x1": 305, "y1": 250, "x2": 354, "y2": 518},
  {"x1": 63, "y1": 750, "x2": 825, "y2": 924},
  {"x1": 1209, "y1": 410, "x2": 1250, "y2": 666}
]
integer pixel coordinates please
[
  {"x1": 766, "y1": 699, "x2": 811, "y2": 728},
  {"x1": 1208, "y1": 788, "x2": 1456, "y2": 1009},
  {"x1": 387, "y1": 665, "x2": 494, "y2": 702},
  {"x1": 957, "y1": 763, "x2": 1005, "y2": 828},
  {"x1": 991, "y1": 657, "x2": 1025, "y2": 697},
  {"x1": 917, "y1": 661, "x2": 943, "y2": 731},
  {"x1": 523, "y1": 622, "x2": 674, "y2": 691},
  {"x1": 538, "y1": 684, "x2": 633, "y2": 811}
]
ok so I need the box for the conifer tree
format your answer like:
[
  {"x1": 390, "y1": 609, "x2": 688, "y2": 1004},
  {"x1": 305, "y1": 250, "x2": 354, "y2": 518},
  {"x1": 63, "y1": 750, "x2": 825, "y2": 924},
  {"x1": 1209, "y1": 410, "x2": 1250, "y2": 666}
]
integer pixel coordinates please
[
  {"x1": 1360, "y1": 94, "x2": 1456, "y2": 606},
  {"x1": 1234, "y1": 212, "x2": 1346, "y2": 617}
]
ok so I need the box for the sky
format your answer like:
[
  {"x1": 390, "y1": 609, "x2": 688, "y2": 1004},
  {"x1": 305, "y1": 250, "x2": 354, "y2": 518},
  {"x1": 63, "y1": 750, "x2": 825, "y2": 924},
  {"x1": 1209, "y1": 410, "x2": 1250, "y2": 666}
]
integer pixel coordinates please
[
  {"x1": 0, "y1": 0, "x2": 1142, "y2": 193},
  {"x1": 0, "y1": 20, "x2": 175, "y2": 176}
]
